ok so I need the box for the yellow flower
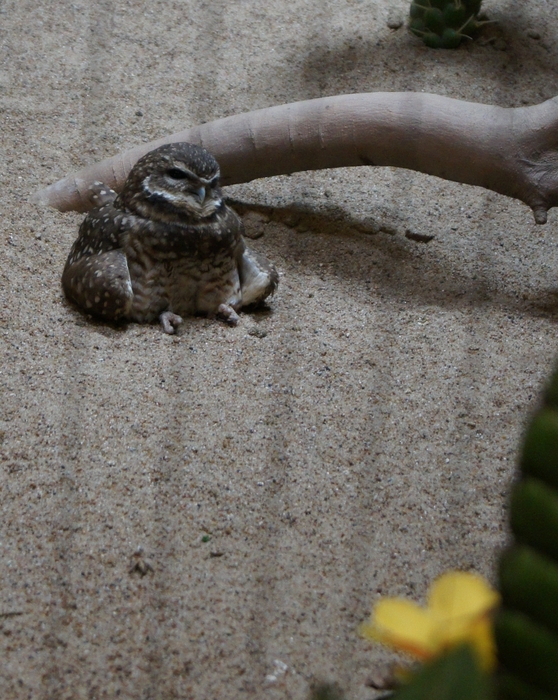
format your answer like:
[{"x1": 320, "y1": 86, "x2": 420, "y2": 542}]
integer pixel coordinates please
[{"x1": 359, "y1": 571, "x2": 500, "y2": 671}]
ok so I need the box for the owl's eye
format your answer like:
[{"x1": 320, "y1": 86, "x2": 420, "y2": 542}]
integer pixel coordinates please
[{"x1": 166, "y1": 168, "x2": 190, "y2": 180}]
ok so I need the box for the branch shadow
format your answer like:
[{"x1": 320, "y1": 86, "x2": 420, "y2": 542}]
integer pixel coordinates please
[{"x1": 232, "y1": 198, "x2": 558, "y2": 323}]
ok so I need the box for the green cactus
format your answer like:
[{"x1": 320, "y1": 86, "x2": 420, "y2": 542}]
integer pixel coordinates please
[
  {"x1": 409, "y1": 0, "x2": 484, "y2": 49},
  {"x1": 495, "y1": 364, "x2": 558, "y2": 699}
]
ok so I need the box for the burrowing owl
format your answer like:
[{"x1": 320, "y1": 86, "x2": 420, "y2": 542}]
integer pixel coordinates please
[{"x1": 62, "y1": 143, "x2": 278, "y2": 333}]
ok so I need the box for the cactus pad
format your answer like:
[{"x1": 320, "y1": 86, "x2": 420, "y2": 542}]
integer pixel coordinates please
[{"x1": 409, "y1": 0, "x2": 484, "y2": 49}]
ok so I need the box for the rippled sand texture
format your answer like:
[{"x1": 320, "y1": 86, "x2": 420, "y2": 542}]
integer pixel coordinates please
[{"x1": 1, "y1": 1, "x2": 558, "y2": 698}]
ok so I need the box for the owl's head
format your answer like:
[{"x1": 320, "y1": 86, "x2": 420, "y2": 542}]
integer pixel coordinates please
[{"x1": 119, "y1": 143, "x2": 223, "y2": 222}]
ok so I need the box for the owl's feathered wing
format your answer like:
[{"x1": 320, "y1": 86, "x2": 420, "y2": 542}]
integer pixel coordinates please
[
  {"x1": 62, "y1": 189, "x2": 133, "y2": 321},
  {"x1": 238, "y1": 242, "x2": 279, "y2": 306}
]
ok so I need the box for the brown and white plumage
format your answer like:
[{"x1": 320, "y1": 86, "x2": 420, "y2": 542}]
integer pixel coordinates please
[{"x1": 62, "y1": 143, "x2": 278, "y2": 333}]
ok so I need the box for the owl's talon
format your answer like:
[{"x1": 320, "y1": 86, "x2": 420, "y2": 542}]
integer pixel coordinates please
[
  {"x1": 159, "y1": 312, "x2": 183, "y2": 334},
  {"x1": 217, "y1": 304, "x2": 240, "y2": 326}
]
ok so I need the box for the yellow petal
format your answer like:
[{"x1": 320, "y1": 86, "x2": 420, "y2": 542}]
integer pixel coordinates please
[
  {"x1": 428, "y1": 572, "x2": 500, "y2": 623},
  {"x1": 360, "y1": 598, "x2": 438, "y2": 659},
  {"x1": 463, "y1": 616, "x2": 498, "y2": 672}
]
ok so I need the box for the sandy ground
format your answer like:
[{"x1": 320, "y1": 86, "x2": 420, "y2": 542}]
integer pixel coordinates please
[{"x1": 2, "y1": 1, "x2": 558, "y2": 698}]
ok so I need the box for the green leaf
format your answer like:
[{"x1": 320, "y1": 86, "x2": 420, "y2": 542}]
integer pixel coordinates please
[
  {"x1": 544, "y1": 365, "x2": 558, "y2": 409},
  {"x1": 496, "y1": 673, "x2": 557, "y2": 700},
  {"x1": 520, "y1": 410, "x2": 558, "y2": 491},
  {"x1": 499, "y1": 546, "x2": 558, "y2": 636},
  {"x1": 495, "y1": 609, "x2": 558, "y2": 696},
  {"x1": 510, "y1": 478, "x2": 558, "y2": 563},
  {"x1": 390, "y1": 645, "x2": 492, "y2": 700}
]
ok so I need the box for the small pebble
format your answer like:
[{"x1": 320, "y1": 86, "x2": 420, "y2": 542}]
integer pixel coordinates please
[
  {"x1": 241, "y1": 210, "x2": 267, "y2": 239},
  {"x1": 387, "y1": 10, "x2": 403, "y2": 29},
  {"x1": 135, "y1": 109, "x2": 144, "y2": 117},
  {"x1": 527, "y1": 29, "x2": 540, "y2": 40},
  {"x1": 248, "y1": 326, "x2": 267, "y2": 338}
]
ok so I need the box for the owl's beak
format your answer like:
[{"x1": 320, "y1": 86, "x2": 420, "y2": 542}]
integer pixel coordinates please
[{"x1": 194, "y1": 186, "x2": 206, "y2": 203}]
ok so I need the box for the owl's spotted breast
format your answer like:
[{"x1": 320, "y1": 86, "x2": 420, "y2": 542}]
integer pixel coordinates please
[{"x1": 62, "y1": 143, "x2": 278, "y2": 333}]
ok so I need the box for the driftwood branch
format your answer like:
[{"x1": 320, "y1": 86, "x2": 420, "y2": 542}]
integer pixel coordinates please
[{"x1": 31, "y1": 92, "x2": 558, "y2": 223}]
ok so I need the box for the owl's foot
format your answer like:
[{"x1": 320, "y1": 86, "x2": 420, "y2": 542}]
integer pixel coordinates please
[
  {"x1": 217, "y1": 304, "x2": 240, "y2": 326},
  {"x1": 159, "y1": 311, "x2": 183, "y2": 334}
]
